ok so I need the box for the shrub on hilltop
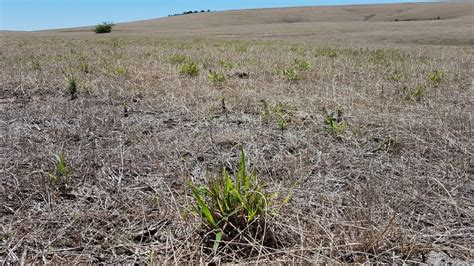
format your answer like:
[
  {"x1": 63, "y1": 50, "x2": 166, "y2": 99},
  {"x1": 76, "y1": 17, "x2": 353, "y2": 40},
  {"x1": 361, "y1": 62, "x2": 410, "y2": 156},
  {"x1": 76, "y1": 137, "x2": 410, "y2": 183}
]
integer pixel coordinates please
[{"x1": 94, "y1": 22, "x2": 114, "y2": 34}]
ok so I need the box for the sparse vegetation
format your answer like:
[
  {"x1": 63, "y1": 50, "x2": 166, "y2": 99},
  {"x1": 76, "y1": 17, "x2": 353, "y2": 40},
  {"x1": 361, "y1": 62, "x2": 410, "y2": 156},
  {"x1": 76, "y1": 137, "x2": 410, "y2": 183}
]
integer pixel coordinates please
[
  {"x1": 324, "y1": 109, "x2": 348, "y2": 135},
  {"x1": 371, "y1": 48, "x2": 386, "y2": 63},
  {"x1": 114, "y1": 65, "x2": 128, "y2": 75},
  {"x1": 260, "y1": 100, "x2": 294, "y2": 130},
  {"x1": 219, "y1": 59, "x2": 235, "y2": 70},
  {"x1": 293, "y1": 58, "x2": 312, "y2": 71},
  {"x1": 235, "y1": 44, "x2": 249, "y2": 53},
  {"x1": 179, "y1": 62, "x2": 199, "y2": 76},
  {"x1": 427, "y1": 69, "x2": 444, "y2": 87},
  {"x1": 314, "y1": 47, "x2": 337, "y2": 58},
  {"x1": 167, "y1": 54, "x2": 189, "y2": 65},
  {"x1": 387, "y1": 70, "x2": 403, "y2": 81},
  {"x1": 30, "y1": 58, "x2": 41, "y2": 71},
  {"x1": 278, "y1": 67, "x2": 300, "y2": 82},
  {"x1": 1, "y1": 4, "x2": 472, "y2": 264},
  {"x1": 208, "y1": 70, "x2": 226, "y2": 85},
  {"x1": 404, "y1": 85, "x2": 426, "y2": 101},
  {"x1": 79, "y1": 62, "x2": 90, "y2": 73},
  {"x1": 377, "y1": 136, "x2": 397, "y2": 152}
]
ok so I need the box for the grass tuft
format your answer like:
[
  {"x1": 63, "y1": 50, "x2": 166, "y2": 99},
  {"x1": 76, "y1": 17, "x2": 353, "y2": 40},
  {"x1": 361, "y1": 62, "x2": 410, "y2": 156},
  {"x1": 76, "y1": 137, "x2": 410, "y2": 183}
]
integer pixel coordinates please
[
  {"x1": 186, "y1": 148, "x2": 291, "y2": 254},
  {"x1": 293, "y1": 58, "x2": 312, "y2": 71},
  {"x1": 67, "y1": 77, "x2": 78, "y2": 100},
  {"x1": 114, "y1": 66, "x2": 128, "y2": 75},
  {"x1": 260, "y1": 100, "x2": 294, "y2": 130},
  {"x1": 208, "y1": 70, "x2": 227, "y2": 85},
  {"x1": 324, "y1": 109, "x2": 348, "y2": 135},
  {"x1": 404, "y1": 85, "x2": 426, "y2": 102},
  {"x1": 427, "y1": 69, "x2": 444, "y2": 87},
  {"x1": 48, "y1": 153, "x2": 69, "y2": 184},
  {"x1": 278, "y1": 67, "x2": 300, "y2": 82},
  {"x1": 179, "y1": 62, "x2": 199, "y2": 76}
]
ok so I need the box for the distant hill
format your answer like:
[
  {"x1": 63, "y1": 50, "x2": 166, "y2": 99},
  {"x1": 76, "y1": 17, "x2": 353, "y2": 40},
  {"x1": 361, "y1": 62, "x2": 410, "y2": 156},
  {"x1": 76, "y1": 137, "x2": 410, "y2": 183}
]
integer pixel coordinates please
[
  {"x1": 6, "y1": 2, "x2": 472, "y2": 46},
  {"x1": 109, "y1": 2, "x2": 473, "y2": 32}
]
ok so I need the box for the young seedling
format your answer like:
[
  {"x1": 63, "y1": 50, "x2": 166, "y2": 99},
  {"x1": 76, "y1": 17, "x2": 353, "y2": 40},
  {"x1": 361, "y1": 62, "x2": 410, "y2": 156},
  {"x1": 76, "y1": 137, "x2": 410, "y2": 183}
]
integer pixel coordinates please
[
  {"x1": 272, "y1": 102, "x2": 293, "y2": 130},
  {"x1": 114, "y1": 66, "x2": 127, "y2": 75},
  {"x1": 208, "y1": 70, "x2": 226, "y2": 85},
  {"x1": 259, "y1": 100, "x2": 294, "y2": 130},
  {"x1": 68, "y1": 77, "x2": 78, "y2": 100},
  {"x1": 279, "y1": 67, "x2": 300, "y2": 82},
  {"x1": 276, "y1": 117, "x2": 289, "y2": 130},
  {"x1": 325, "y1": 109, "x2": 348, "y2": 135},
  {"x1": 293, "y1": 58, "x2": 312, "y2": 71},
  {"x1": 404, "y1": 85, "x2": 426, "y2": 102},
  {"x1": 48, "y1": 153, "x2": 69, "y2": 184},
  {"x1": 79, "y1": 63, "x2": 90, "y2": 74},
  {"x1": 31, "y1": 58, "x2": 41, "y2": 71},
  {"x1": 427, "y1": 69, "x2": 444, "y2": 87}
]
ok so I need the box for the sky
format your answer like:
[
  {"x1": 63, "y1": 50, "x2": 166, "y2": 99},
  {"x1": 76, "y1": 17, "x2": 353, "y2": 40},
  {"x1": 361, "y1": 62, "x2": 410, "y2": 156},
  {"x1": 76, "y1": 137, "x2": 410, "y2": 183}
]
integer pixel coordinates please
[{"x1": 1, "y1": 0, "x2": 432, "y2": 31}]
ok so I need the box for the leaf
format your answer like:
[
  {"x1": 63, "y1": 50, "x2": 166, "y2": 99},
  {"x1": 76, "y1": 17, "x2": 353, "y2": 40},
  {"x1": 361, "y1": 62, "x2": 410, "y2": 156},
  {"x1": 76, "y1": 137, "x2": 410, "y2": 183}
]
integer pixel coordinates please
[
  {"x1": 224, "y1": 170, "x2": 233, "y2": 211},
  {"x1": 213, "y1": 230, "x2": 223, "y2": 253},
  {"x1": 187, "y1": 180, "x2": 217, "y2": 228},
  {"x1": 224, "y1": 169, "x2": 233, "y2": 193},
  {"x1": 194, "y1": 192, "x2": 215, "y2": 226},
  {"x1": 239, "y1": 148, "x2": 250, "y2": 191},
  {"x1": 247, "y1": 208, "x2": 257, "y2": 223}
]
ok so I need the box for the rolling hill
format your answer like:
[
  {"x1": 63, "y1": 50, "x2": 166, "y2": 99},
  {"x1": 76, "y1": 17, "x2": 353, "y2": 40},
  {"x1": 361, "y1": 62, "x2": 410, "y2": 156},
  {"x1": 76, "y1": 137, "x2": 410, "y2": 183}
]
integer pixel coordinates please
[{"x1": 33, "y1": 2, "x2": 472, "y2": 46}]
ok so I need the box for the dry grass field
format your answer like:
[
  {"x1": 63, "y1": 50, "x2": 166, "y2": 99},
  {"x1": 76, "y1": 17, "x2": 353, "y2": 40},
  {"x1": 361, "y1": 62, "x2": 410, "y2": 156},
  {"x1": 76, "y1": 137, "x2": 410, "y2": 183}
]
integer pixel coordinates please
[{"x1": 1, "y1": 2, "x2": 473, "y2": 264}]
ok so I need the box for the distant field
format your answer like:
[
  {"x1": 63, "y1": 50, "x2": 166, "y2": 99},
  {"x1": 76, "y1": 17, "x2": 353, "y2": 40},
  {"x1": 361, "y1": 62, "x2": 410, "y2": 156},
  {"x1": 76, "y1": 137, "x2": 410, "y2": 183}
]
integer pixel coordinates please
[
  {"x1": 7, "y1": 2, "x2": 470, "y2": 46},
  {"x1": 1, "y1": 3, "x2": 473, "y2": 264}
]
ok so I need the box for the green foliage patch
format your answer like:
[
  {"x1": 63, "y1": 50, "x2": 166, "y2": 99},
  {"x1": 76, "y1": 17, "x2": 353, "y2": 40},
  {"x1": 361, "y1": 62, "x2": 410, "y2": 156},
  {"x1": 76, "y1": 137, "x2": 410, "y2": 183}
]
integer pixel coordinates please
[{"x1": 186, "y1": 148, "x2": 291, "y2": 253}]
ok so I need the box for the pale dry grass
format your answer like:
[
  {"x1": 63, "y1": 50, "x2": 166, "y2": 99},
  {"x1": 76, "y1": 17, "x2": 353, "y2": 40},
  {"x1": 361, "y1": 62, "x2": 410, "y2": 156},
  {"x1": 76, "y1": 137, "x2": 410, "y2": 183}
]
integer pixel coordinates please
[
  {"x1": 0, "y1": 12, "x2": 473, "y2": 263},
  {"x1": 11, "y1": 2, "x2": 470, "y2": 47}
]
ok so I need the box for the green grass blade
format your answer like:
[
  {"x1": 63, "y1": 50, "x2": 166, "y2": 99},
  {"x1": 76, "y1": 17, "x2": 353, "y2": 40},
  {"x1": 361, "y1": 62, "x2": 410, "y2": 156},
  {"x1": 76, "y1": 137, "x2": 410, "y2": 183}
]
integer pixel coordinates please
[
  {"x1": 224, "y1": 169, "x2": 233, "y2": 211},
  {"x1": 239, "y1": 148, "x2": 251, "y2": 191},
  {"x1": 194, "y1": 189, "x2": 216, "y2": 228},
  {"x1": 186, "y1": 179, "x2": 217, "y2": 228},
  {"x1": 213, "y1": 230, "x2": 223, "y2": 253}
]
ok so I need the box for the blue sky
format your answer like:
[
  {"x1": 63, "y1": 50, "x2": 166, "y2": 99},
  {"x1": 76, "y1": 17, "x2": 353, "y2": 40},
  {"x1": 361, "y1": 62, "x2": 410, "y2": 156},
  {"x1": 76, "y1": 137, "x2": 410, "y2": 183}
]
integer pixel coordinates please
[{"x1": 1, "y1": 0, "x2": 429, "y2": 31}]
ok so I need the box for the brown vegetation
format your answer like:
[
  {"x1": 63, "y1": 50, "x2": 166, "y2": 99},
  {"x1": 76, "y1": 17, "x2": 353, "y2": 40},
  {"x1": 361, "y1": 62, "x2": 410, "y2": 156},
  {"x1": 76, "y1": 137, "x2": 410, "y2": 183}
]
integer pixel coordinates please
[{"x1": 1, "y1": 3, "x2": 473, "y2": 264}]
